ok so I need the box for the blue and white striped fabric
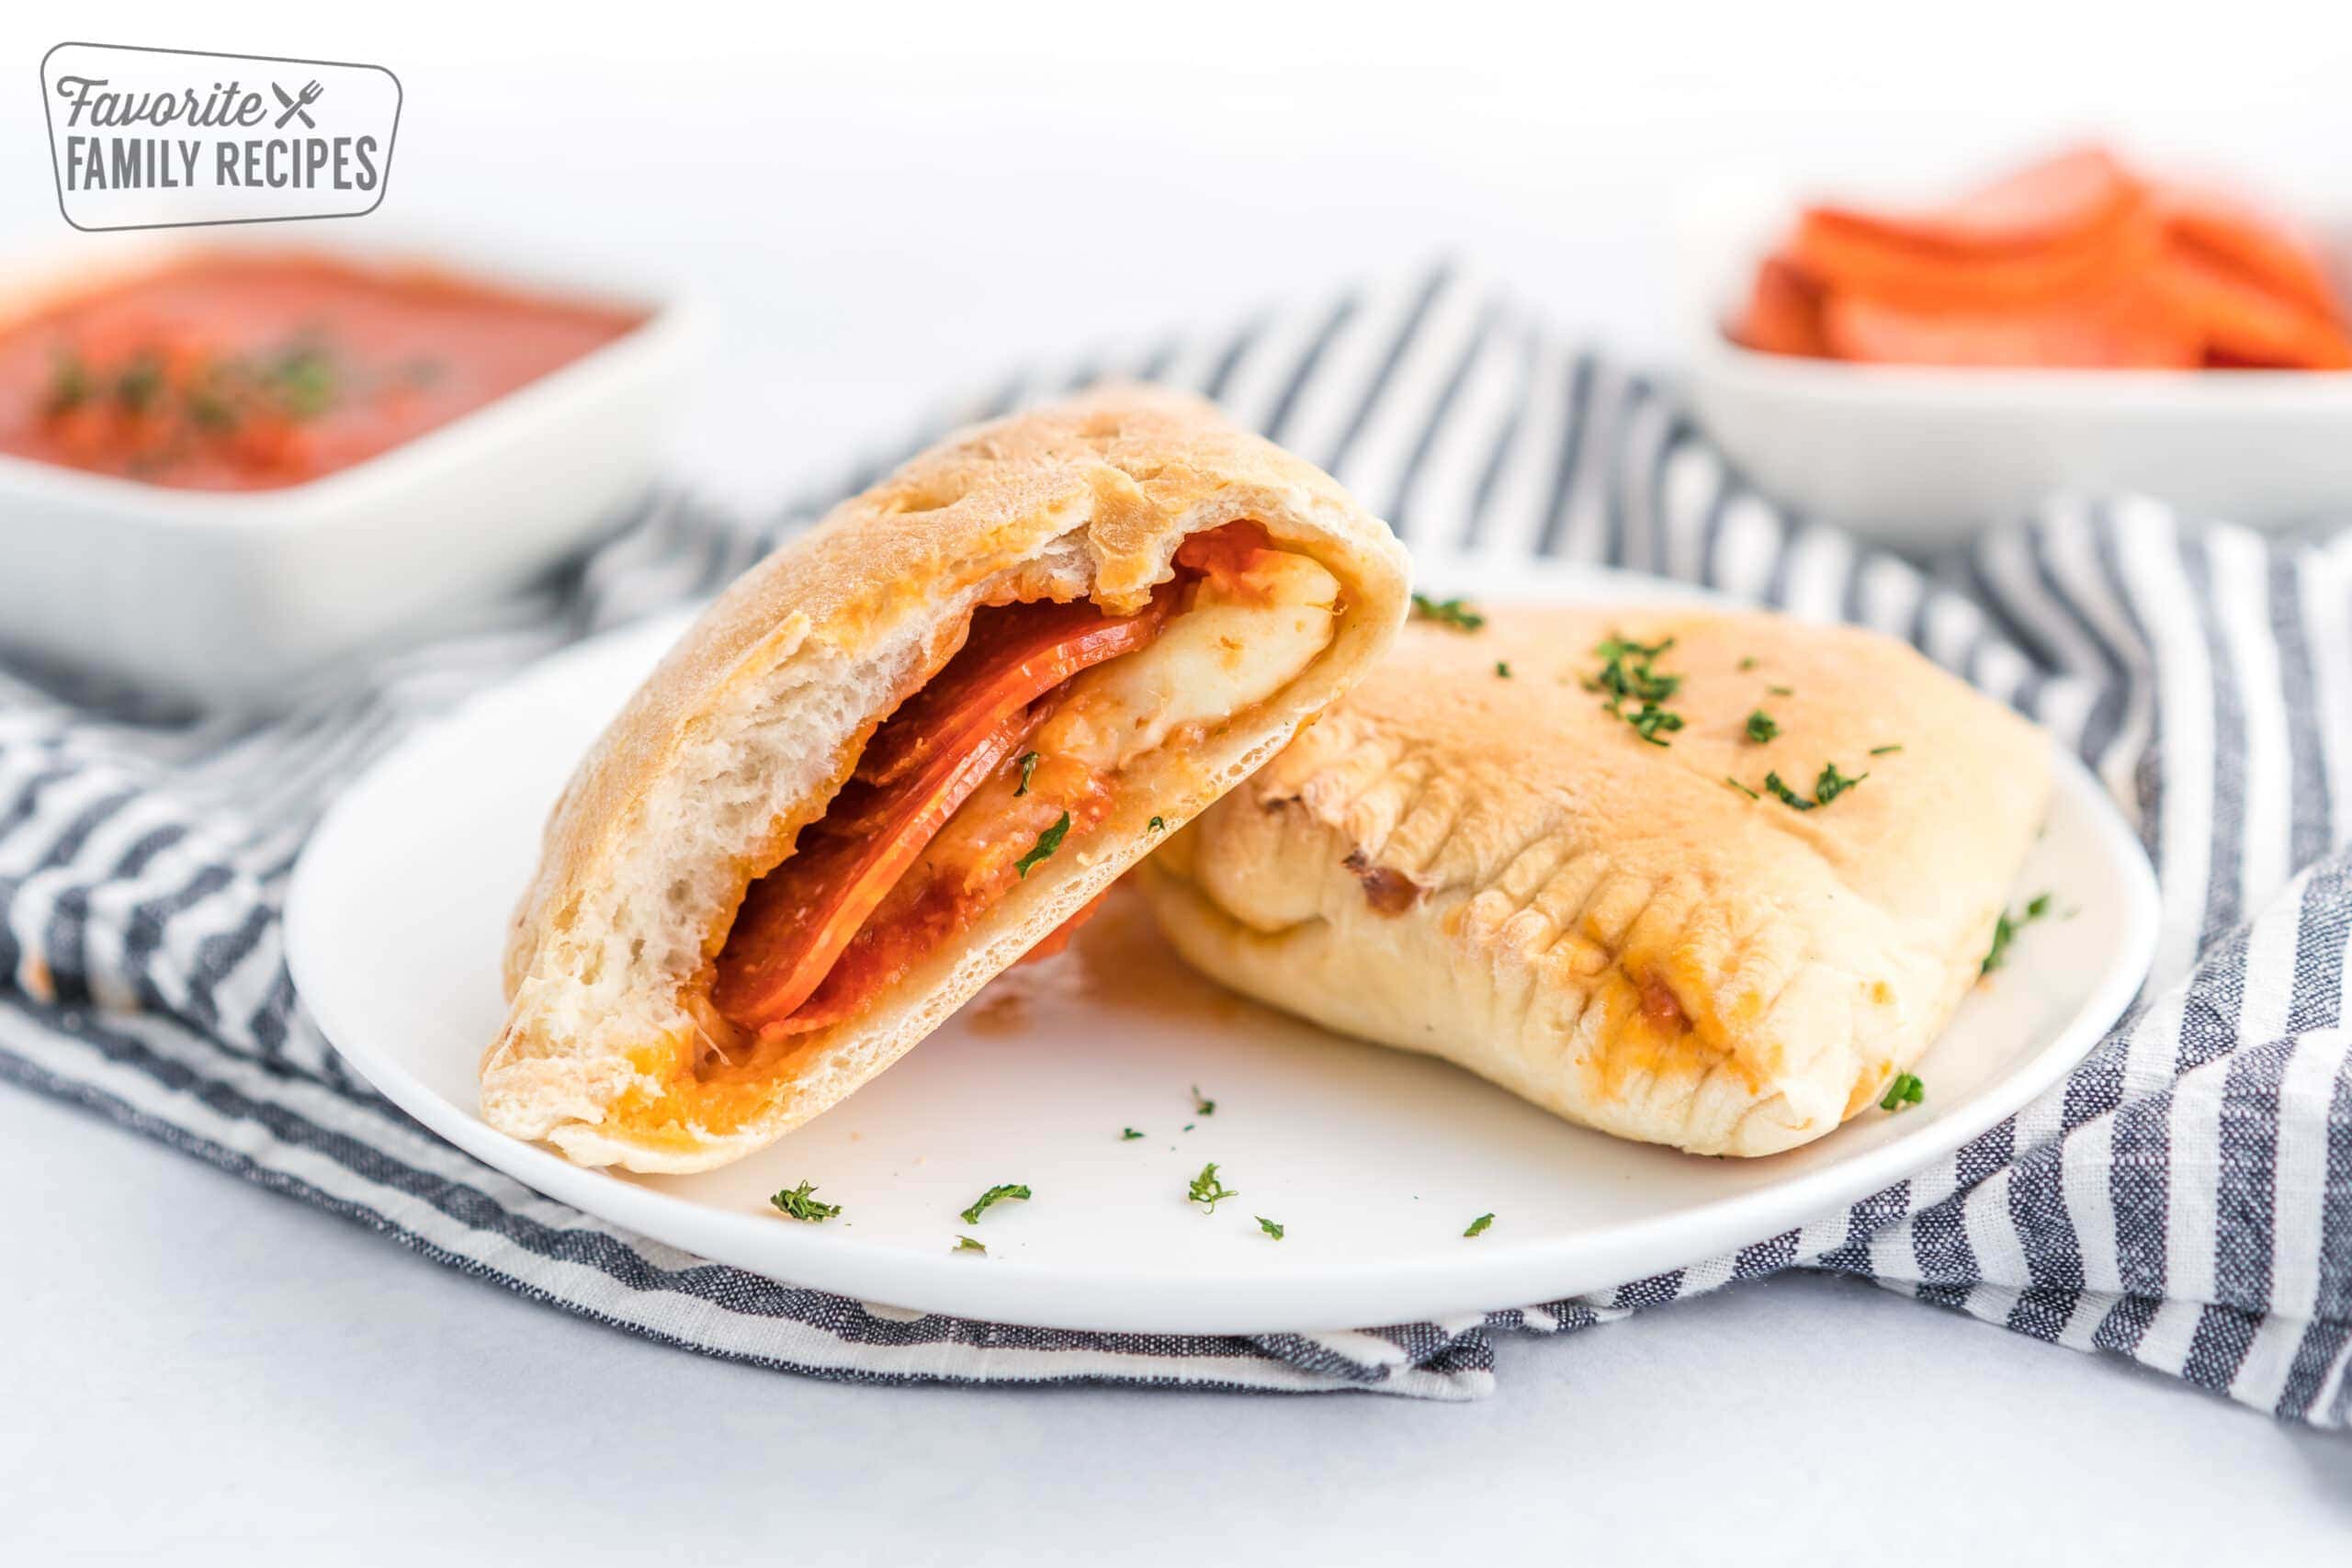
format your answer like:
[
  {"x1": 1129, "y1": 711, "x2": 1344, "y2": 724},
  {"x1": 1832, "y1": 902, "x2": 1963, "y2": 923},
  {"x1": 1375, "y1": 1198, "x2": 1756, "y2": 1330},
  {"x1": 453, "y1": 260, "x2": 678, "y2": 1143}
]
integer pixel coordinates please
[{"x1": 3, "y1": 265, "x2": 2346, "y2": 1420}]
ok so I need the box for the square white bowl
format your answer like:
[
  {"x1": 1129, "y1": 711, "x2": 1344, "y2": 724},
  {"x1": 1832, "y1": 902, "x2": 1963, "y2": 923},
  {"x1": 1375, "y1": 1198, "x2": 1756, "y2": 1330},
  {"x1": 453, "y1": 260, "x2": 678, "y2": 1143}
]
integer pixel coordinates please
[
  {"x1": 0, "y1": 236, "x2": 709, "y2": 709},
  {"x1": 1678, "y1": 179, "x2": 2352, "y2": 549}
]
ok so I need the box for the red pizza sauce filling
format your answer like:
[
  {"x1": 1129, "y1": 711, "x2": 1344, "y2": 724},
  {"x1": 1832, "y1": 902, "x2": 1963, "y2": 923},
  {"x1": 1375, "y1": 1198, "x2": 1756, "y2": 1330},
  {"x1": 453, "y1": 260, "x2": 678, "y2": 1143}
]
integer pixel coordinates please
[{"x1": 708, "y1": 523, "x2": 1272, "y2": 1042}]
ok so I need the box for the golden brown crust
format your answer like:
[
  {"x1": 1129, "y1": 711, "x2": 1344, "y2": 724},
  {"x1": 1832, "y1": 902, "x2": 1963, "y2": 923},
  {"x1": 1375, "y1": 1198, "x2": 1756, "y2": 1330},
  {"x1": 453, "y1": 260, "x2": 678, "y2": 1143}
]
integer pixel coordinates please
[
  {"x1": 1136, "y1": 604, "x2": 2052, "y2": 1156},
  {"x1": 482, "y1": 387, "x2": 1408, "y2": 1171}
]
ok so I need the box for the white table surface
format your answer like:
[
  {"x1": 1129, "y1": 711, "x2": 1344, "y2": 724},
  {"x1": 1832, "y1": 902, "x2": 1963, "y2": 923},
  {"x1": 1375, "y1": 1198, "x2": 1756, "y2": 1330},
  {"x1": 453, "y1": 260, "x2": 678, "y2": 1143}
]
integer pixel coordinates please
[
  {"x1": 5, "y1": 6, "x2": 2350, "y2": 1559},
  {"x1": 7, "y1": 1087, "x2": 2346, "y2": 1562}
]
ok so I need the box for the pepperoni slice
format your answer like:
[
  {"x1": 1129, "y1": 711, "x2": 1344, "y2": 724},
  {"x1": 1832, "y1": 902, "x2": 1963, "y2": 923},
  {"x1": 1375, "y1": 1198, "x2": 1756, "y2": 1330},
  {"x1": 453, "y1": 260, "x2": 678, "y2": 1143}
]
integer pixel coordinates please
[
  {"x1": 1822, "y1": 284, "x2": 2199, "y2": 369},
  {"x1": 711, "y1": 597, "x2": 1168, "y2": 1035},
  {"x1": 2152, "y1": 245, "x2": 2352, "y2": 370},
  {"x1": 858, "y1": 595, "x2": 1170, "y2": 788},
  {"x1": 1804, "y1": 146, "x2": 2141, "y2": 257},
  {"x1": 2154, "y1": 185, "x2": 2344, "y2": 325},
  {"x1": 1729, "y1": 254, "x2": 1828, "y2": 357},
  {"x1": 1791, "y1": 202, "x2": 2154, "y2": 313},
  {"x1": 1737, "y1": 146, "x2": 2352, "y2": 369}
]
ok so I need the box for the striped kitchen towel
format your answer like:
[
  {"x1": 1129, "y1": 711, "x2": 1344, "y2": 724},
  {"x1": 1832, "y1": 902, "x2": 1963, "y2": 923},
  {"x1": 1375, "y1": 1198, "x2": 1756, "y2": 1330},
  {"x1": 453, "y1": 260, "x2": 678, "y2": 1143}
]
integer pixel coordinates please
[{"x1": 2, "y1": 264, "x2": 2346, "y2": 1420}]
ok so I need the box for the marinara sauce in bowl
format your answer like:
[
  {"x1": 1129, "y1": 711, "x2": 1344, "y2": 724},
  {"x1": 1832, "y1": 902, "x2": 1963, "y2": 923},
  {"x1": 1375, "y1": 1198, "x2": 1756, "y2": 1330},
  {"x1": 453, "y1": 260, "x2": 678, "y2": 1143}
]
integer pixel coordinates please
[
  {"x1": 0, "y1": 253, "x2": 642, "y2": 491},
  {"x1": 0, "y1": 243, "x2": 705, "y2": 706}
]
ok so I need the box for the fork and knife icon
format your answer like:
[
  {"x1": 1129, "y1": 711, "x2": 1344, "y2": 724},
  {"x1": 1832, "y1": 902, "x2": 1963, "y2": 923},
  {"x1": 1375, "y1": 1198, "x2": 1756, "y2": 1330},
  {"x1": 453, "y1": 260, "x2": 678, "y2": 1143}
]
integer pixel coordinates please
[{"x1": 270, "y1": 80, "x2": 324, "y2": 130}]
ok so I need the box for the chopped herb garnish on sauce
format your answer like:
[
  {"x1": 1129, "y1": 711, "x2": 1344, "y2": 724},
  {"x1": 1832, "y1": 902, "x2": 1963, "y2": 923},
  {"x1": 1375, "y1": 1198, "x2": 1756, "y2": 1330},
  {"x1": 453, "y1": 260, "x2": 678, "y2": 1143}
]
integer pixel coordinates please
[
  {"x1": 1191, "y1": 1085, "x2": 1216, "y2": 1117},
  {"x1": 953, "y1": 1235, "x2": 987, "y2": 1255},
  {"x1": 1411, "y1": 593, "x2": 1486, "y2": 631},
  {"x1": 1737, "y1": 656, "x2": 1758, "y2": 671},
  {"x1": 769, "y1": 1180, "x2": 842, "y2": 1223},
  {"x1": 1724, "y1": 776, "x2": 1760, "y2": 800},
  {"x1": 41, "y1": 333, "x2": 345, "y2": 485},
  {"x1": 1763, "y1": 772, "x2": 1815, "y2": 811},
  {"x1": 1257, "y1": 1216, "x2": 1285, "y2": 1241},
  {"x1": 186, "y1": 386, "x2": 237, "y2": 431},
  {"x1": 1464, "y1": 1213, "x2": 1496, "y2": 1238},
  {"x1": 1014, "y1": 812, "x2": 1070, "y2": 877},
  {"x1": 1495, "y1": 660, "x2": 1513, "y2": 679},
  {"x1": 1981, "y1": 892, "x2": 2054, "y2": 976},
  {"x1": 1121, "y1": 1127, "x2": 1145, "y2": 1141},
  {"x1": 1147, "y1": 815, "x2": 1166, "y2": 833},
  {"x1": 115, "y1": 352, "x2": 166, "y2": 414},
  {"x1": 46, "y1": 352, "x2": 91, "y2": 414},
  {"x1": 1014, "y1": 750, "x2": 1040, "y2": 796},
  {"x1": 1745, "y1": 709, "x2": 1781, "y2": 744},
  {"x1": 1767, "y1": 684, "x2": 1793, "y2": 697},
  {"x1": 1879, "y1": 1072, "x2": 1926, "y2": 1112},
  {"x1": 1187, "y1": 1162, "x2": 1238, "y2": 1213},
  {"x1": 1870, "y1": 743, "x2": 1904, "y2": 756},
  {"x1": 268, "y1": 344, "x2": 336, "y2": 418},
  {"x1": 959, "y1": 1183, "x2": 1032, "y2": 1224}
]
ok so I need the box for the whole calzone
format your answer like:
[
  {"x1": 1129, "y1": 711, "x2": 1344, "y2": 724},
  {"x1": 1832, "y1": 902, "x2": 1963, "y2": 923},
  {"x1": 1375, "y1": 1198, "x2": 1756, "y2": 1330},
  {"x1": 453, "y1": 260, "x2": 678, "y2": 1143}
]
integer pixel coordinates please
[
  {"x1": 1136, "y1": 604, "x2": 2052, "y2": 1156},
  {"x1": 483, "y1": 389, "x2": 1408, "y2": 1172}
]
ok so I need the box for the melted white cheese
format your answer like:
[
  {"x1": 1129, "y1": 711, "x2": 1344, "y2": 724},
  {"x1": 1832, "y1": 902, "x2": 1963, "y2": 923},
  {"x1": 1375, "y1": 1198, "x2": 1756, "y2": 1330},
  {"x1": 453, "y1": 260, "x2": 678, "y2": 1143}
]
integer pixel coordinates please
[{"x1": 1040, "y1": 550, "x2": 1340, "y2": 770}]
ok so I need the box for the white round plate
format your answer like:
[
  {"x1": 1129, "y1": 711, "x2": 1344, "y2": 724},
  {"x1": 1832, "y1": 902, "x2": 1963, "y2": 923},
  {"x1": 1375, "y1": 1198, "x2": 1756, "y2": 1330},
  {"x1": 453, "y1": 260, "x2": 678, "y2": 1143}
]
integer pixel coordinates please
[{"x1": 288, "y1": 562, "x2": 2159, "y2": 1334}]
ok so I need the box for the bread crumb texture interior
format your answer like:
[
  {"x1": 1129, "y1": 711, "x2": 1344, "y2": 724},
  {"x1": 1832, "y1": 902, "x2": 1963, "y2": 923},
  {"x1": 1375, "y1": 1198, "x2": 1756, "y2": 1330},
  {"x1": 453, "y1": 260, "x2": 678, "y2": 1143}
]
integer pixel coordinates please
[
  {"x1": 481, "y1": 388, "x2": 1408, "y2": 1173},
  {"x1": 1139, "y1": 605, "x2": 2052, "y2": 1156}
]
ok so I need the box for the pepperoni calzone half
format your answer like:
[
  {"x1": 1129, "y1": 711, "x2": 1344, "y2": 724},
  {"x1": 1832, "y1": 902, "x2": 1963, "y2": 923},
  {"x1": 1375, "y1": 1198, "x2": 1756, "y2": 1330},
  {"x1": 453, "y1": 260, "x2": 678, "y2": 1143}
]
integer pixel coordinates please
[
  {"x1": 1136, "y1": 605, "x2": 2051, "y2": 1156},
  {"x1": 483, "y1": 389, "x2": 1408, "y2": 1172}
]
